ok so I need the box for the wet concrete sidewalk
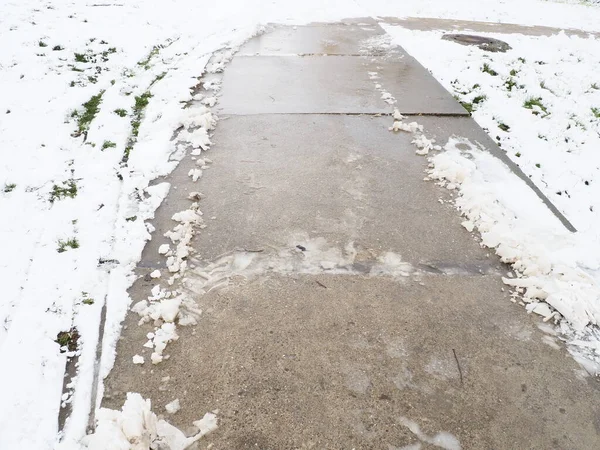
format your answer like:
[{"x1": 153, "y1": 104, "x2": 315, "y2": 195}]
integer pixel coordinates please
[{"x1": 103, "y1": 18, "x2": 600, "y2": 449}]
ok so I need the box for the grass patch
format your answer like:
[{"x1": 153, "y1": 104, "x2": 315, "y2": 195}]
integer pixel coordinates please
[
  {"x1": 53, "y1": 45, "x2": 63, "y2": 51},
  {"x1": 592, "y1": 83, "x2": 599, "y2": 90},
  {"x1": 39, "y1": 41, "x2": 47, "y2": 47},
  {"x1": 50, "y1": 179, "x2": 77, "y2": 202},
  {"x1": 498, "y1": 123, "x2": 510, "y2": 132},
  {"x1": 131, "y1": 92, "x2": 152, "y2": 138},
  {"x1": 74, "y1": 52, "x2": 89, "y2": 63},
  {"x1": 504, "y1": 78, "x2": 517, "y2": 91},
  {"x1": 482, "y1": 63, "x2": 498, "y2": 76},
  {"x1": 114, "y1": 108, "x2": 127, "y2": 117},
  {"x1": 138, "y1": 45, "x2": 160, "y2": 70},
  {"x1": 153, "y1": 72, "x2": 167, "y2": 83},
  {"x1": 515, "y1": 152, "x2": 521, "y2": 157},
  {"x1": 523, "y1": 97, "x2": 548, "y2": 115},
  {"x1": 55, "y1": 328, "x2": 79, "y2": 352},
  {"x1": 3, "y1": 183, "x2": 16, "y2": 193},
  {"x1": 57, "y1": 237, "x2": 79, "y2": 253},
  {"x1": 509, "y1": 69, "x2": 518, "y2": 76},
  {"x1": 460, "y1": 102, "x2": 473, "y2": 114},
  {"x1": 518, "y1": 57, "x2": 526, "y2": 63},
  {"x1": 134, "y1": 92, "x2": 152, "y2": 112},
  {"x1": 81, "y1": 292, "x2": 94, "y2": 305},
  {"x1": 102, "y1": 140, "x2": 116, "y2": 150},
  {"x1": 592, "y1": 107, "x2": 600, "y2": 118},
  {"x1": 72, "y1": 91, "x2": 104, "y2": 136},
  {"x1": 535, "y1": 163, "x2": 541, "y2": 168},
  {"x1": 472, "y1": 95, "x2": 487, "y2": 105},
  {"x1": 122, "y1": 91, "x2": 153, "y2": 164},
  {"x1": 100, "y1": 47, "x2": 117, "y2": 62}
]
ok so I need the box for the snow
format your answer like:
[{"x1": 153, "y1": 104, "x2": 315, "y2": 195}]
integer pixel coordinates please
[
  {"x1": 164, "y1": 399, "x2": 181, "y2": 415},
  {"x1": 427, "y1": 138, "x2": 600, "y2": 369},
  {"x1": 1, "y1": 0, "x2": 600, "y2": 448},
  {"x1": 412, "y1": 134, "x2": 440, "y2": 156},
  {"x1": 77, "y1": 393, "x2": 216, "y2": 450}
]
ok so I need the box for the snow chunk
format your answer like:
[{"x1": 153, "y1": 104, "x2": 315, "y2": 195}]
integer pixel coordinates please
[
  {"x1": 165, "y1": 399, "x2": 181, "y2": 414},
  {"x1": 132, "y1": 355, "x2": 145, "y2": 365},
  {"x1": 83, "y1": 393, "x2": 218, "y2": 449},
  {"x1": 412, "y1": 134, "x2": 437, "y2": 156},
  {"x1": 461, "y1": 220, "x2": 475, "y2": 232},
  {"x1": 179, "y1": 106, "x2": 216, "y2": 131},
  {"x1": 188, "y1": 168, "x2": 203, "y2": 182},
  {"x1": 150, "y1": 270, "x2": 161, "y2": 279},
  {"x1": 201, "y1": 96, "x2": 217, "y2": 107},
  {"x1": 381, "y1": 91, "x2": 396, "y2": 104},
  {"x1": 188, "y1": 191, "x2": 203, "y2": 201},
  {"x1": 158, "y1": 244, "x2": 170, "y2": 255},
  {"x1": 178, "y1": 129, "x2": 211, "y2": 152},
  {"x1": 390, "y1": 121, "x2": 423, "y2": 133},
  {"x1": 151, "y1": 322, "x2": 179, "y2": 365},
  {"x1": 193, "y1": 412, "x2": 219, "y2": 436}
]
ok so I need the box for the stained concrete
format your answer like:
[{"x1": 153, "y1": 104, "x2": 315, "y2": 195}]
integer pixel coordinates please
[{"x1": 103, "y1": 19, "x2": 600, "y2": 450}]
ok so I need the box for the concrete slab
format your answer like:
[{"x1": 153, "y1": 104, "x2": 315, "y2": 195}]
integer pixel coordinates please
[
  {"x1": 183, "y1": 114, "x2": 493, "y2": 266},
  {"x1": 104, "y1": 274, "x2": 600, "y2": 449},
  {"x1": 240, "y1": 24, "x2": 392, "y2": 56},
  {"x1": 215, "y1": 56, "x2": 468, "y2": 115}
]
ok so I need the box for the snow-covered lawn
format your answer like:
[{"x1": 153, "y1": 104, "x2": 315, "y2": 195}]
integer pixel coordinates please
[{"x1": 1, "y1": 0, "x2": 600, "y2": 448}]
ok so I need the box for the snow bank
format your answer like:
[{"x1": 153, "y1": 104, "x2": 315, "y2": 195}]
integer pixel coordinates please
[
  {"x1": 428, "y1": 138, "x2": 600, "y2": 368},
  {"x1": 383, "y1": 24, "x2": 600, "y2": 371}
]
